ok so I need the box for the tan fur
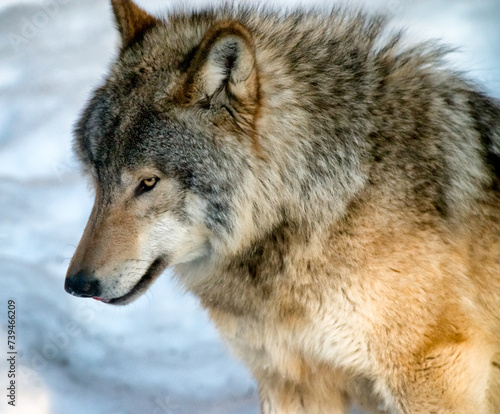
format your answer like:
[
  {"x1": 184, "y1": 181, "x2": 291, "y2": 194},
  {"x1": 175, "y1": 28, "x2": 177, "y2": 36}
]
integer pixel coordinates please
[
  {"x1": 198, "y1": 193, "x2": 500, "y2": 413},
  {"x1": 68, "y1": 192, "x2": 140, "y2": 275}
]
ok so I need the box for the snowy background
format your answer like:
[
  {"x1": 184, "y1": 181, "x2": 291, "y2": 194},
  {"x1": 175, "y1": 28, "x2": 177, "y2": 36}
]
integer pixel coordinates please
[{"x1": 0, "y1": 0, "x2": 499, "y2": 413}]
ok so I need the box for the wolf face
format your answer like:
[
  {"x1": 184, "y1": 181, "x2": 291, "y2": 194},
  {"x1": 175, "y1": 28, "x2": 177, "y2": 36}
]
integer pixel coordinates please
[
  {"x1": 64, "y1": 0, "x2": 376, "y2": 304},
  {"x1": 65, "y1": 1, "x2": 263, "y2": 304}
]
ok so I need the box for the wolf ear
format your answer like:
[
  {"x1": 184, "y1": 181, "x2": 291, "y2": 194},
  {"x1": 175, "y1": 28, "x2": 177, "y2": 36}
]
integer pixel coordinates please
[
  {"x1": 175, "y1": 21, "x2": 259, "y2": 131},
  {"x1": 110, "y1": 0, "x2": 158, "y2": 48}
]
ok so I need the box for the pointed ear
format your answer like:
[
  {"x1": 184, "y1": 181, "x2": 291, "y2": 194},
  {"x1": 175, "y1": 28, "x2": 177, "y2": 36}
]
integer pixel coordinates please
[
  {"x1": 175, "y1": 21, "x2": 260, "y2": 130},
  {"x1": 110, "y1": 0, "x2": 158, "y2": 48}
]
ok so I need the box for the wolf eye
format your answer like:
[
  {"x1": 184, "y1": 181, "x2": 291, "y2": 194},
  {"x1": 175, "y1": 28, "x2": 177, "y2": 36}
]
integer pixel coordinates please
[{"x1": 136, "y1": 177, "x2": 159, "y2": 196}]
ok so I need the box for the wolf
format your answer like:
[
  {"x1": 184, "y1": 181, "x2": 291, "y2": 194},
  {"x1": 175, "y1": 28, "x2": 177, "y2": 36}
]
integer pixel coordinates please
[{"x1": 64, "y1": 0, "x2": 500, "y2": 412}]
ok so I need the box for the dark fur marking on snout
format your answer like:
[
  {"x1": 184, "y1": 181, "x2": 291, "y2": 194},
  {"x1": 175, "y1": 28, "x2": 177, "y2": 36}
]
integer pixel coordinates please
[{"x1": 108, "y1": 257, "x2": 168, "y2": 304}]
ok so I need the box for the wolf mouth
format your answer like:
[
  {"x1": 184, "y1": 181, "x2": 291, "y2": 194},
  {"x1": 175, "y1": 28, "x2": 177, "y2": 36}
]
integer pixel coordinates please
[{"x1": 107, "y1": 257, "x2": 168, "y2": 305}]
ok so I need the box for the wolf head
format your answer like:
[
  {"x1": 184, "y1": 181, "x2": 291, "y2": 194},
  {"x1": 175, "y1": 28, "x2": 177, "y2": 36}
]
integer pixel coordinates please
[
  {"x1": 65, "y1": 0, "x2": 265, "y2": 304},
  {"x1": 65, "y1": 0, "x2": 370, "y2": 304}
]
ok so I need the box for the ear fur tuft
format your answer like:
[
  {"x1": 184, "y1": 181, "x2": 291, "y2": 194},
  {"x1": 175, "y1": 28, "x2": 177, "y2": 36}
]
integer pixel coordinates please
[
  {"x1": 174, "y1": 20, "x2": 260, "y2": 134},
  {"x1": 197, "y1": 21, "x2": 256, "y2": 96},
  {"x1": 110, "y1": 0, "x2": 158, "y2": 48}
]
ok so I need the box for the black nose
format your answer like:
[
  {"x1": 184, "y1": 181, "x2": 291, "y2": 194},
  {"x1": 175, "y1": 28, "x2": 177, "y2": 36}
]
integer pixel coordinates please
[{"x1": 65, "y1": 271, "x2": 102, "y2": 298}]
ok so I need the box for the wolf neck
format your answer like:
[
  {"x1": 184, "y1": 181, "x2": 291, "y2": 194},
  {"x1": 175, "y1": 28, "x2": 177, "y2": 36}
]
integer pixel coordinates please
[
  {"x1": 176, "y1": 14, "x2": 377, "y2": 290},
  {"x1": 244, "y1": 78, "x2": 371, "y2": 240},
  {"x1": 176, "y1": 110, "x2": 371, "y2": 295},
  {"x1": 255, "y1": 121, "x2": 369, "y2": 229},
  {"x1": 247, "y1": 31, "x2": 374, "y2": 235}
]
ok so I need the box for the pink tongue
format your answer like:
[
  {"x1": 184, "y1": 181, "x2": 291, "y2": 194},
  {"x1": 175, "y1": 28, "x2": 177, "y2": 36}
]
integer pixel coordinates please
[{"x1": 92, "y1": 297, "x2": 104, "y2": 302}]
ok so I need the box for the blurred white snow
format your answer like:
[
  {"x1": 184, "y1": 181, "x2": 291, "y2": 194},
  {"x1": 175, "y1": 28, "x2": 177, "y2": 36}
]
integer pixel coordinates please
[{"x1": 0, "y1": 1, "x2": 498, "y2": 413}]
